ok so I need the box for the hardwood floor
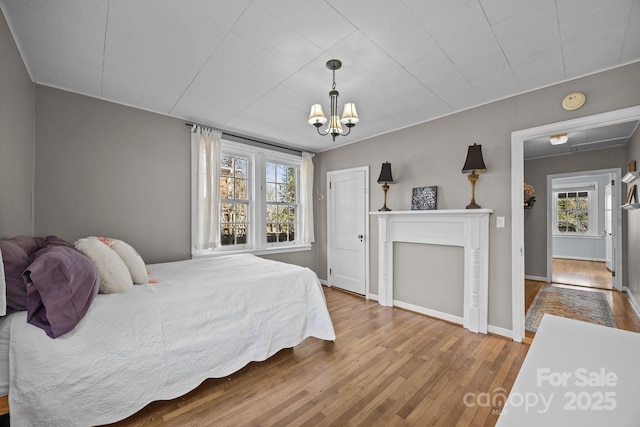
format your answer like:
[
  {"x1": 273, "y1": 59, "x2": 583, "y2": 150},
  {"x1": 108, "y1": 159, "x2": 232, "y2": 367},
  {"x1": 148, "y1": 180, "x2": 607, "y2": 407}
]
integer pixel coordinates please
[
  {"x1": 525, "y1": 257, "x2": 640, "y2": 339},
  {"x1": 110, "y1": 288, "x2": 529, "y2": 427},
  {"x1": 551, "y1": 258, "x2": 613, "y2": 289}
]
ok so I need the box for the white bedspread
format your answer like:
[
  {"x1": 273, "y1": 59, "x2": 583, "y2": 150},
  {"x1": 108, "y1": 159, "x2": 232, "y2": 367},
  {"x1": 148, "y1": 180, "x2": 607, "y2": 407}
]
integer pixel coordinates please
[{"x1": 0, "y1": 254, "x2": 335, "y2": 426}]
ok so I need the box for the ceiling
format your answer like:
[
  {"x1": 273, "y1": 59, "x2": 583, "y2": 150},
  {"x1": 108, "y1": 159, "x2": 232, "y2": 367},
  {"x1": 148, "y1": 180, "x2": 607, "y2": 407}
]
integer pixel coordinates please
[
  {"x1": 2, "y1": 0, "x2": 639, "y2": 153},
  {"x1": 524, "y1": 120, "x2": 640, "y2": 160}
]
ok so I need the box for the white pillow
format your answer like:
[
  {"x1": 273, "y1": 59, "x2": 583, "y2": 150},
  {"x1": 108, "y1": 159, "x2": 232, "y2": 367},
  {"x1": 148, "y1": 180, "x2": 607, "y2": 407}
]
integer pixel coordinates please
[
  {"x1": 0, "y1": 249, "x2": 6, "y2": 316},
  {"x1": 109, "y1": 239, "x2": 148, "y2": 284},
  {"x1": 75, "y1": 237, "x2": 133, "y2": 294}
]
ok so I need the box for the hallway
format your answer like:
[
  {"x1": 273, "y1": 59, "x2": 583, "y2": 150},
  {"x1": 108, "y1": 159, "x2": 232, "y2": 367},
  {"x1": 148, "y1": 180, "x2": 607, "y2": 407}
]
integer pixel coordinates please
[{"x1": 525, "y1": 259, "x2": 640, "y2": 339}]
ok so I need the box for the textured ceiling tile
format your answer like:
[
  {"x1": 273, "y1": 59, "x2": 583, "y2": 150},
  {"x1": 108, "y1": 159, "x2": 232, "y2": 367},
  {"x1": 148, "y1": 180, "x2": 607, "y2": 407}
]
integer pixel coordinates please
[
  {"x1": 326, "y1": 0, "x2": 399, "y2": 29},
  {"x1": 471, "y1": 66, "x2": 522, "y2": 101},
  {"x1": 359, "y1": 3, "x2": 435, "y2": 66},
  {"x1": 230, "y1": 4, "x2": 290, "y2": 52},
  {"x1": 621, "y1": 19, "x2": 640, "y2": 62},
  {"x1": 291, "y1": 2, "x2": 355, "y2": 51}
]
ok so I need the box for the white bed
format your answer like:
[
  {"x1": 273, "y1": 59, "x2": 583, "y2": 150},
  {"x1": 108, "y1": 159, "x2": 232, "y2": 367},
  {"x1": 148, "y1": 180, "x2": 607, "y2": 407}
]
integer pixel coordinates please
[{"x1": 0, "y1": 254, "x2": 335, "y2": 426}]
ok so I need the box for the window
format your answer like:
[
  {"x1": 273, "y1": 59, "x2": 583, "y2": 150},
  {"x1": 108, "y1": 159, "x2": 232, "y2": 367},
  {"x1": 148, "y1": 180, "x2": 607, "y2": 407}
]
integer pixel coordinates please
[
  {"x1": 556, "y1": 191, "x2": 589, "y2": 233},
  {"x1": 191, "y1": 130, "x2": 312, "y2": 257},
  {"x1": 552, "y1": 183, "x2": 598, "y2": 237},
  {"x1": 266, "y1": 162, "x2": 298, "y2": 244},
  {"x1": 220, "y1": 154, "x2": 250, "y2": 247}
]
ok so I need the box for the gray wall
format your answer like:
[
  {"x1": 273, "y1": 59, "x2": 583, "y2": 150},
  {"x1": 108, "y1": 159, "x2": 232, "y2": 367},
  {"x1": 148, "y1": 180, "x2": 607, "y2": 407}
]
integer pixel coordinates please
[
  {"x1": 34, "y1": 86, "x2": 191, "y2": 263},
  {"x1": 33, "y1": 85, "x2": 320, "y2": 269},
  {"x1": 0, "y1": 7, "x2": 35, "y2": 237},
  {"x1": 315, "y1": 61, "x2": 640, "y2": 330},
  {"x1": 524, "y1": 148, "x2": 625, "y2": 277},
  {"x1": 626, "y1": 125, "x2": 640, "y2": 304}
]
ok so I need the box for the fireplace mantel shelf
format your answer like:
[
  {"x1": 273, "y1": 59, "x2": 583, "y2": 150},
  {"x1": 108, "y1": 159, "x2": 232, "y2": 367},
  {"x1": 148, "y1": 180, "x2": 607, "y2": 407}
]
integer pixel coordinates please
[
  {"x1": 370, "y1": 208, "x2": 493, "y2": 217},
  {"x1": 370, "y1": 209, "x2": 493, "y2": 334}
]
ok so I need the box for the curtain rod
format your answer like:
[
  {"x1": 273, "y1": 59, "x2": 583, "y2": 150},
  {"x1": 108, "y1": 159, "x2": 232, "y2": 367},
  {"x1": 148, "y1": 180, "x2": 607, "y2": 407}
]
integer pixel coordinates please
[{"x1": 185, "y1": 122, "x2": 306, "y2": 156}]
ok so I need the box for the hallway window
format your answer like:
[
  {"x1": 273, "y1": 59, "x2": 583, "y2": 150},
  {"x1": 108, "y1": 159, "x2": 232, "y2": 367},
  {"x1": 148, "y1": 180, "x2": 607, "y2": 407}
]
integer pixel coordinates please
[{"x1": 553, "y1": 184, "x2": 598, "y2": 236}]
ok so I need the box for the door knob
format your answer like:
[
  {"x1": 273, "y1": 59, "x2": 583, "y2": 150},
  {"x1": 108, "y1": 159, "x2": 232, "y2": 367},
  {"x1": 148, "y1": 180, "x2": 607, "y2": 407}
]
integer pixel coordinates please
[{"x1": 358, "y1": 234, "x2": 364, "y2": 241}]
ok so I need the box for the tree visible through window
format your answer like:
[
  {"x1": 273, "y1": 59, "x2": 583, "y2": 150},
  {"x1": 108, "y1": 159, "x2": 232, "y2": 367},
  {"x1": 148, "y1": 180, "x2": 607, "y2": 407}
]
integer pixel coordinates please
[
  {"x1": 556, "y1": 191, "x2": 589, "y2": 233},
  {"x1": 266, "y1": 162, "x2": 297, "y2": 244},
  {"x1": 220, "y1": 154, "x2": 249, "y2": 246}
]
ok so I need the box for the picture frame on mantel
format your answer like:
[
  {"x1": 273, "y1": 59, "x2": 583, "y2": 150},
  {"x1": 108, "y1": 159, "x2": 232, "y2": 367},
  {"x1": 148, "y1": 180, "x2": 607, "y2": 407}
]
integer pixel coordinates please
[{"x1": 411, "y1": 186, "x2": 437, "y2": 210}]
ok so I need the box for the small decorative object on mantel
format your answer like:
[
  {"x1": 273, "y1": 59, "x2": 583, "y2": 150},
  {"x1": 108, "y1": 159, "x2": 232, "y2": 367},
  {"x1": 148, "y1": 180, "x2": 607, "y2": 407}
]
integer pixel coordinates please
[
  {"x1": 377, "y1": 162, "x2": 394, "y2": 211},
  {"x1": 462, "y1": 143, "x2": 487, "y2": 209},
  {"x1": 411, "y1": 186, "x2": 437, "y2": 210},
  {"x1": 524, "y1": 182, "x2": 535, "y2": 208}
]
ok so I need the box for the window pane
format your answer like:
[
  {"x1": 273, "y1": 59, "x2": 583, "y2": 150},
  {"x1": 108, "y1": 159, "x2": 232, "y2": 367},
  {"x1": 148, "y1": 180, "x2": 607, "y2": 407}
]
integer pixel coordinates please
[
  {"x1": 221, "y1": 225, "x2": 233, "y2": 246},
  {"x1": 220, "y1": 178, "x2": 230, "y2": 199},
  {"x1": 276, "y1": 165, "x2": 286, "y2": 183},
  {"x1": 267, "y1": 224, "x2": 277, "y2": 242},
  {"x1": 577, "y1": 197, "x2": 588, "y2": 210},
  {"x1": 235, "y1": 178, "x2": 247, "y2": 200},
  {"x1": 221, "y1": 155, "x2": 233, "y2": 170},
  {"x1": 266, "y1": 162, "x2": 275, "y2": 183},
  {"x1": 576, "y1": 220, "x2": 589, "y2": 233},
  {"x1": 236, "y1": 224, "x2": 247, "y2": 244},
  {"x1": 557, "y1": 198, "x2": 567, "y2": 210},
  {"x1": 266, "y1": 183, "x2": 276, "y2": 202},
  {"x1": 235, "y1": 158, "x2": 247, "y2": 177},
  {"x1": 227, "y1": 178, "x2": 235, "y2": 199},
  {"x1": 236, "y1": 203, "x2": 247, "y2": 222},
  {"x1": 276, "y1": 184, "x2": 286, "y2": 202},
  {"x1": 289, "y1": 224, "x2": 295, "y2": 242},
  {"x1": 221, "y1": 203, "x2": 234, "y2": 222}
]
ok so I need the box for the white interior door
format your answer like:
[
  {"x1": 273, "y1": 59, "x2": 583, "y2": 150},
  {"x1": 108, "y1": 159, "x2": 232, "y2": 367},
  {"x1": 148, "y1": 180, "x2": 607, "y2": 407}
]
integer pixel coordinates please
[
  {"x1": 604, "y1": 182, "x2": 613, "y2": 271},
  {"x1": 327, "y1": 167, "x2": 368, "y2": 295}
]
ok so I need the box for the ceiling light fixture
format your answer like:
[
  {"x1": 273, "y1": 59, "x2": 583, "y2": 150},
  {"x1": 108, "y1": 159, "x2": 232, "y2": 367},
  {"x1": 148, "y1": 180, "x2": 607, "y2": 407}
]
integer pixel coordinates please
[
  {"x1": 549, "y1": 133, "x2": 569, "y2": 145},
  {"x1": 308, "y1": 59, "x2": 359, "y2": 141}
]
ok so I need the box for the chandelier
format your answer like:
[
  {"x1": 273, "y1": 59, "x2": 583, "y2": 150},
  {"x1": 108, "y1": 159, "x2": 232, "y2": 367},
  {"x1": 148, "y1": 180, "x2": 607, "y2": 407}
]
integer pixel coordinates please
[{"x1": 308, "y1": 59, "x2": 359, "y2": 141}]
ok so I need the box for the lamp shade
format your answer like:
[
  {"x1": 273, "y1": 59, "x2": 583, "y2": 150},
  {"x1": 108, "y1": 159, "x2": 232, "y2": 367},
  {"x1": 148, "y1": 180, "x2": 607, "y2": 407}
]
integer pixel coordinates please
[
  {"x1": 377, "y1": 162, "x2": 394, "y2": 183},
  {"x1": 462, "y1": 143, "x2": 487, "y2": 173},
  {"x1": 308, "y1": 104, "x2": 327, "y2": 125},
  {"x1": 327, "y1": 115, "x2": 343, "y2": 134},
  {"x1": 340, "y1": 102, "x2": 359, "y2": 125}
]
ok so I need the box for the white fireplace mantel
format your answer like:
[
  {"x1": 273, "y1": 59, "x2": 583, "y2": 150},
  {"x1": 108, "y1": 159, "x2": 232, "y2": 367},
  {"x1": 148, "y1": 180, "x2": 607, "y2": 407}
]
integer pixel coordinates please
[{"x1": 370, "y1": 209, "x2": 493, "y2": 334}]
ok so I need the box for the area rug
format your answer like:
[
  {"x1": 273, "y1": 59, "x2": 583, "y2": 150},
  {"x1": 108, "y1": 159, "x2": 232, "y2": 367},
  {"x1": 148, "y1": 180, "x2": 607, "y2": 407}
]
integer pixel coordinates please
[{"x1": 525, "y1": 285, "x2": 617, "y2": 333}]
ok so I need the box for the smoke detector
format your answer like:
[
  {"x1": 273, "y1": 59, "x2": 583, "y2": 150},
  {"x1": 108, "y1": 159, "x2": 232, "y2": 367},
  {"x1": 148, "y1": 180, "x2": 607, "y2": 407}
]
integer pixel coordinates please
[{"x1": 562, "y1": 92, "x2": 586, "y2": 111}]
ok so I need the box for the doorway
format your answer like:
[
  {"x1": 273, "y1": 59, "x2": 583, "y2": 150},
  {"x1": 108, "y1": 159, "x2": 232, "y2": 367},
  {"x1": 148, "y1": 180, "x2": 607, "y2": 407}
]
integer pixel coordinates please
[
  {"x1": 327, "y1": 166, "x2": 369, "y2": 296},
  {"x1": 548, "y1": 171, "x2": 616, "y2": 291},
  {"x1": 511, "y1": 105, "x2": 640, "y2": 342}
]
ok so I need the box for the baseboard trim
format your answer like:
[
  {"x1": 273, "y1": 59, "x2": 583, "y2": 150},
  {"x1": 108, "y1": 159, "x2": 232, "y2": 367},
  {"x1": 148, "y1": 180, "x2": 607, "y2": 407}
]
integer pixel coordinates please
[
  {"x1": 525, "y1": 275, "x2": 547, "y2": 282},
  {"x1": 487, "y1": 325, "x2": 514, "y2": 340},
  {"x1": 367, "y1": 293, "x2": 378, "y2": 302},
  {"x1": 552, "y1": 256, "x2": 606, "y2": 262},
  {"x1": 624, "y1": 287, "x2": 640, "y2": 316},
  {"x1": 393, "y1": 300, "x2": 463, "y2": 326}
]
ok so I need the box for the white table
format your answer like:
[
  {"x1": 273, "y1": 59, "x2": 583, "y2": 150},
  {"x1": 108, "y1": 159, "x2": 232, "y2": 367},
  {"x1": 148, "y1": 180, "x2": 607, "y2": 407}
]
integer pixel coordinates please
[{"x1": 496, "y1": 314, "x2": 640, "y2": 426}]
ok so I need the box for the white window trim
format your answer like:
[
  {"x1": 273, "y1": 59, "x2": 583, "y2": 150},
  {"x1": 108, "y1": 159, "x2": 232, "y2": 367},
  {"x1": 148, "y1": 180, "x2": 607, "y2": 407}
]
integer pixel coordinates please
[
  {"x1": 552, "y1": 182, "x2": 599, "y2": 238},
  {"x1": 192, "y1": 139, "x2": 310, "y2": 257}
]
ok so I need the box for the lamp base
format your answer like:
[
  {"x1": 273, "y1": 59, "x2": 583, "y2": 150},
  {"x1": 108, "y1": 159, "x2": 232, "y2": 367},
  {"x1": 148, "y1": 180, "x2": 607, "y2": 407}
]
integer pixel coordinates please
[
  {"x1": 466, "y1": 202, "x2": 482, "y2": 209},
  {"x1": 378, "y1": 206, "x2": 391, "y2": 212}
]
